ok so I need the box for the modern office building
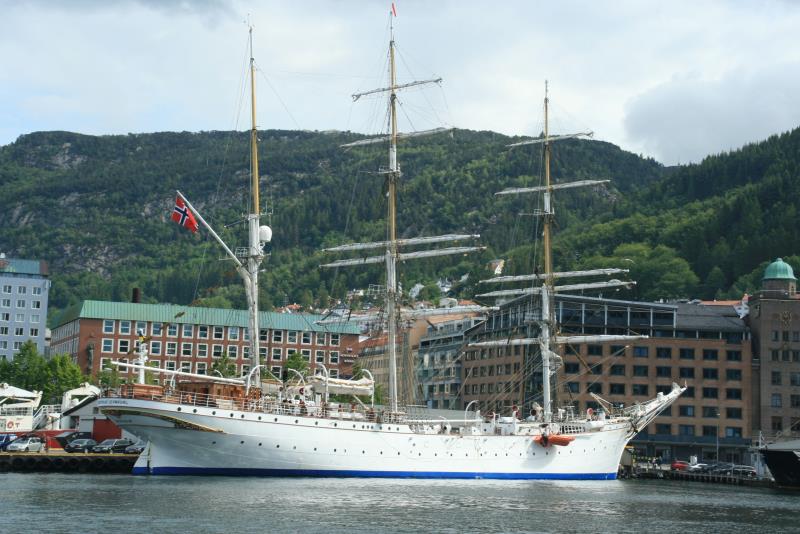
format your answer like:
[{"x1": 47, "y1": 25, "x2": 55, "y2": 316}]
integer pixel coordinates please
[
  {"x1": 463, "y1": 293, "x2": 753, "y2": 462},
  {"x1": 50, "y1": 300, "x2": 361, "y2": 382},
  {"x1": 0, "y1": 254, "x2": 50, "y2": 360}
]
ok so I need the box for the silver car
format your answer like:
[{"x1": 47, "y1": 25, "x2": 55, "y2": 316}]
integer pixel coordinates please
[{"x1": 6, "y1": 436, "x2": 44, "y2": 452}]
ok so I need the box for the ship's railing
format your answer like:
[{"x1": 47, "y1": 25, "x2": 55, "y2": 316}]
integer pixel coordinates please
[
  {"x1": 109, "y1": 387, "x2": 388, "y2": 423},
  {"x1": 0, "y1": 406, "x2": 34, "y2": 416}
]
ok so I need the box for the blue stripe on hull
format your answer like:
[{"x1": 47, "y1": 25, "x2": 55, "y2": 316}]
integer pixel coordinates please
[{"x1": 134, "y1": 466, "x2": 617, "y2": 480}]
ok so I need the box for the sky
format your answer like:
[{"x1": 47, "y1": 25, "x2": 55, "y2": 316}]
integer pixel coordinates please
[{"x1": 1, "y1": 0, "x2": 799, "y2": 165}]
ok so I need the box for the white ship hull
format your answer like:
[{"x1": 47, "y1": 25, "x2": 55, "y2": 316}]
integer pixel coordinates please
[{"x1": 99, "y1": 397, "x2": 632, "y2": 479}]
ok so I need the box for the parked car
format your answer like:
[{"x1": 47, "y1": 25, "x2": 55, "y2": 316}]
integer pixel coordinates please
[
  {"x1": 64, "y1": 438, "x2": 97, "y2": 453},
  {"x1": 6, "y1": 436, "x2": 44, "y2": 452},
  {"x1": 731, "y1": 465, "x2": 757, "y2": 478},
  {"x1": 124, "y1": 441, "x2": 147, "y2": 454},
  {"x1": 687, "y1": 463, "x2": 708, "y2": 473},
  {"x1": 670, "y1": 460, "x2": 690, "y2": 471},
  {"x1": 91, "y1": 438, "x2": 135, "y2": 454},
  {"x1": 0, "y1": 433, "x2": 19, "y2": 451}
]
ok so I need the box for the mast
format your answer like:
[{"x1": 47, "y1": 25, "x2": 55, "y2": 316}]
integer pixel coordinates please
[
  {"x1": 246, "y1": 24, "x2": 263, "y2": 389},
  {"x1": 540, "y1": 81, "x2": 554, "y2": 422},
  {"x1": 386, "y1": 22, "x2": 400, "y2": 413}
]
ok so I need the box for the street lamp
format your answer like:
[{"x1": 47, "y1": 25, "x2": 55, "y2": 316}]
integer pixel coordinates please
[{"x1": 716, "y1": 408, "x2": 721, "y2": 462}]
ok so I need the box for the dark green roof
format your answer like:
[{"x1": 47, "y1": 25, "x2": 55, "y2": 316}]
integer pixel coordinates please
[
  {"x1": 0, "y1": 257, "x2": 47, "y2": 276},
  {"x1": 763, "y1": 258, "x2": 796, "y2": 281},
  {"x1": 55, "y1": 300, "x2": 360, "y2": 334}
]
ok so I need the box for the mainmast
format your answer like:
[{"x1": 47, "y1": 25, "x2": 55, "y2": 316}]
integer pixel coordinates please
[
  {"x1": 540, "y1": 81, "x2": 554, "y2": 422},
  {"x1": 386, "y1": 24, "x2": 400, "y2": 413}
]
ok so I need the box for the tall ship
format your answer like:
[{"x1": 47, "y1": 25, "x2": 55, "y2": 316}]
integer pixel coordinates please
[
  {"x1": 761, "y1": 438, "x2": 800, "y2": 488},
  {"x1": 98, "y1": 15, "x2": 683, "y2": 478}
]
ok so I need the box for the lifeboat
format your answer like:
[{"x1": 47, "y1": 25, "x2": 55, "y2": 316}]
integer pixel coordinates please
[{"x1": 533, "y1": 433, "x2": 575, "y2": 447}]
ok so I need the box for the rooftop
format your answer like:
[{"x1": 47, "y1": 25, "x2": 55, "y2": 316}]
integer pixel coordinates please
[
  {"x1": 55, "y1": 300, "x2": 360, "y2": 335},
  {"x1": 763, "y1": 257, "x2": 796, "y2": 281},
  {"x1": 0, "y1": 256, "x2": 48, "y2": 277}
]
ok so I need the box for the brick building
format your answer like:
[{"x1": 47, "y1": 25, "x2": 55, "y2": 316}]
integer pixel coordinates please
[
  {"x1": 0, "y1": 254, "x2": 50, "y2": 360},
  {"x1": 747, "y1": 258, "x2": 800, "y2": 439},
  {"x1": 51, "y1": 301, "x2": 360, "y2": 382},
  {"x1": 463, "y1": 293, "x2": 753, "y2": 462}
]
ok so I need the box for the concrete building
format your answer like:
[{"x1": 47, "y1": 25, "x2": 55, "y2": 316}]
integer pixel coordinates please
[
  {"x1": 417, "y1": 315, "x2": 485, "y2": 410},
  {"x1": 0, "y1": 254, "x2": 50, "y2": 361},
  {"x1": 463, "y1": 293, "x2": 753, "y2": 463},
  {"x1": 747, "y1": 258, "x2": 800, "y2": 439},
  {"x1": 50, "y1": 300, "x2": 361, "y2": 382}
]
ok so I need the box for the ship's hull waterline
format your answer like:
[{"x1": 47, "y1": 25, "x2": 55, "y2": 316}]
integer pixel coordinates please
[{"x1": 99, "y1": 398, "x2": 630, "y2": 479}]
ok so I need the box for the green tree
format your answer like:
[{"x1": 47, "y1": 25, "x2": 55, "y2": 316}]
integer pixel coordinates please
[
  {"x1": 210, "y1": 353, "x2": 238, "y2": 378},
  {"x1": 0, "y1": 341, "x2": 86, "y2": 403},
  {"x1": 284, "y1": 351, "x2": 308, "y2": 381},
  {"x1": 703, "y1": 266, "x2": 727, "y2": 299}
]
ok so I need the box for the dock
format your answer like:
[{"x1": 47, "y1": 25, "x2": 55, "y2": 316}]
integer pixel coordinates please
[
  {"x1": 632, "y1": 465, "x2": 774, "y2": 488},
  {"x1": 0, "y1": 452, "x2": 136, "y2": 473}
]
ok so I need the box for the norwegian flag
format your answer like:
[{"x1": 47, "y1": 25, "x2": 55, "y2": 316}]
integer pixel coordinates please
[
  {"x1": 171, "y1": 195, "x2": 199, "y2": 233},
  {"x1": 391, "y1": 2, "x2": 397, "y2": 17}
]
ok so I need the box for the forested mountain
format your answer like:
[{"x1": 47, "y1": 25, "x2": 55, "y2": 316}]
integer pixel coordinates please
[{"x1": 0, "y1": 125, "x2": 797, "y2": 325}]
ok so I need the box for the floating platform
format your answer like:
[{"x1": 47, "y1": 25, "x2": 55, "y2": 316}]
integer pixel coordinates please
[
  {"x1": 0, "y1": 452, "x2": 136, "y2": 473},
  {"x1": 633, "y1": 466, "x2": 774, "y2": 488}
]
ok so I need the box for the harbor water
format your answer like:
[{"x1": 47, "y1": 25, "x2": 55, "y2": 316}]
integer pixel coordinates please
[{"x1": 2, "y1": 473, "x2": 798, "y2": 533}]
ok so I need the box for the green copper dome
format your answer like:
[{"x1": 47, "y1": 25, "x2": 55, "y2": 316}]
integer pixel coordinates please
[{"x1": 763, "y1": 258, "x2": 797, "y2": 281}]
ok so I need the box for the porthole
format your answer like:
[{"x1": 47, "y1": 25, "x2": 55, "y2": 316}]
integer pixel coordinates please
[
  {"x1": 241, "y1": 415, "x2": 245, "y2": 419},
  {"x1": 177, "y1": 407, "x2": 181, "y2": 412},
  {"x1": 397, "y1": 452, "x2": 400, "y2": 456},
  {"x1": 211, "y1": 441, "x2": 216, "y2": 445},
  {"x1": 212, "y1": 411, "x2": 216, "y2": 415},
  {"x1": 230, "y1": 413, "x2": 234, "y2": 418},
  {"x1": 334, "y1": 423, "x2": 338, "y2": 427},
  {"x1": 315, "y1": 421, "x2": 318, "y2": 426},
  {"x1": 314, "y1": 447, "x2": 317, "y2": 451},
  {"x1": 293, "y1": 446, "x2": 296, "y2": 450},
  {"x1": 334, "y1": 449, "x2": 337, "y2": 452},
  {"x1": 295, "y1": 419, "x2": 298, "y2": 424},
  {"x1": 274, "y1": 418, "x2": 278, "y2": 422},
  {"x1": 258, "y1": 416, "x2": 262, "y2": 420},
  {"x1": 276, "y1": 445, "x2": 280, "y2": 448},
  {"x1": 353, "y1": 424, "x2": 356, "y2": 428},
  {"x1": 240, "y1": 441, "x2": 245, "y2": 444},
  {"x1": 259, "y1": 443, "x2": 262, "y2": 446},
  {"x1": 193, "y1": 409, "x2": 197, "y2": 413}
]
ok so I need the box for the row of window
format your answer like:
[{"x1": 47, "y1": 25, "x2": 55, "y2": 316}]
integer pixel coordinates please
[
  {"x1": 770, "y1": 393, "x2": 800, "y2": 408},
  {"x1": 770, "y1": 371, "x2": 800, "y2": 386},
  {"x1": 676, "y1": 405, "x2": 742, "y2": 419},
  {"x1": 0, "y1": 312, "x2": 43, "y2": 324},
  {"x1": 101, "y1": 320, "x2": 340, "y2": 346},
  {"x1": 563, "y1": 363, "x2": 743, "y2": 381},
  {"x1": 567, "y1": 345, "x2": 743, "y2": 361},
  {"x1": 769, "y1": 349, "x2": 800, "y2": 362},
  {"x1": 565, "y1": 382, "x2": 742, "y2": 399},
  {"x1": 770, "y1": 330, "x2": 800, "y2": 343},
  {"x1": 1, "y1": 285, "x2": 43, "y2": 295},
  {"x1": 100, "y1": 338, "x2": 341, "y2": 364},
  {"x1": 465, "y1": 363, "x2": 522, "y2": 378},
  {"x1": 653, "y1": 423, "x2": 743, "y2": 438},
  {"x1": 0, "y1": 299, "x2": 43, "y2": 309},
  {"x1": 466, "y1": 381, "x2": 521, "y2": 395},
  {"x1": 0, "y1": 340, "x2": 26, "y2": 351},
  {"x1": 0, "y1": 326, "x2": 40, "y2": 337}
]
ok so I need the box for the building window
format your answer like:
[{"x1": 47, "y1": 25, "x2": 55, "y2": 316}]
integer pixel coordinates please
[
  {"x1": 726, "y1": 407, "x2": 742, "y2": 419},
  {"x1": 702, "y1": 349, "x2": 718, "y2": 361},
  {"x1": 703, "y1": 368, "x2": 718, "y2": 380},
  {"x1": 589, "y1": 364, "x2": 602, "y2": 375},
  {"x1": 213, "y1": 326, "x2": 224, "y2": 340},
  {"x1": 702, "y1": 426, "x2": 717, "y2": 437},
  {"x1": 587, "y1": 345, "x2": 603, "y2": 356},
  {"x1": 165, "y1": 361, "x2": 176, "y2": 371},
  {"x1": 212, "y1": 345, "x2": 223, "y2": 358},
  {"x1": 197, "y1": 344, "x2": 208, "y2": 358},
  {"x1": 633, "y1": 365, "x2": 648, "y2": 377},
  {"x1": 100, "y1": 358, "x2": 111, "y2": 370},
  {"x1": 119, "y1": 320, "x2": 131, "y2": 335},
  {"x1": 166, "y1": 342, "x2": 177, "y2": 356},
  {"x1": 656, "y1": 366, "x2": 671, "y2": 378},
  {"x1": 118, "y1": 339, "x2": 130, "y2": 353},
  {"x1": 726, "y1": 369, "x2": 742, "y2": 381},
  {"x1": 656, "y1": 347, "x2": 672, "y2": 359},
  {"x1": 272, "y1": 348, "x2": 282, "y2": 361},
  {"x1": 726, "y1": 350, "x2": 742, "y2": 361},
  {"x1": 702, "y1": 387, "x2": 718, "y2": 399},
  {"x1": 180, "y1": 362, "x2": 191, "y2": 373},
  {"x1": 182, "y1": 324, "x2": 193, "y2": 338},
  {"x1": 16, "y1": 299, "x2": 25, "y2": 308},
  {"x1": 791, "y1": 372, "x2": 800, "y2": 386},
  {"x1": 679, "y1": 348, "x2": 695, "y2": 360},
  {"x1": 181, "y1": 343, "x2": 193, "y2": 356},
  {"x1": 679, "y1": 405, "x2": 695, "y2": 417},
  {"x1": 242, "y1": 346, "x2": 249, "y2": 360},
  {"x1": 227, "y1": 345, "x2": 238, "y2": 359},
  {"x1": 166, "y1": 324, "x2": 178, "y2": 337},
  {"x1": 272, "y1": 330, "x2": 283, "y2": 343},
  {"x1": 103, "y1": 320, "x2": 115, "y2": 334},
  {"x1": 702, "y1": 406, "x2": 718, "y2": 418},
  {"x1": 609, "y1": 383, "x2": 625, "y2": 395},
  {"x1": 287, "y1": 331, "x2": 298, "y2": 344},
  {"x1": 17, "y1": 286, "x2": 26, "y2": 294},
  {"x1": 329, "y1": 351, "x2": 339, "y2": 364},
  {"x1": 586, "y1": 383, "x2": 602, "y2": 394},
  {"x1": 1, "y1": 285, "x2": 10, "y2": 294},
  {"x1": 270, "y1": 366, "x2": 282, "y2": 379},
  {"x1": 684, "y1": 386, "x2": 695, "y2": 398},
  {"x1": 655, "y1": 423, "x2": 672, "y2": 435},
  {"x1": 198, "y1": 325, "x2": 208, "y2": 339},
  {"x1": 102, "y1": 339, "x2": 114, "y2": 353},
  {"x1": 632, "y1": 384, "x2": 649, "y2": 396},
  {"x1": 771, "y1": 393, "x2": 782, "y2": 408},
  {"x1": 725, "y1": 427, "x2": 742, "y2": 438},
  {"x1": 0, "y1": 313, "x2": 8, "y2": 322},
  {"x1": 633, "y1": 346, "x2": 648, "y2": 358},
  {"x1": 609, "y1": 364, "x2": 625, "y2": 376},
  {"x1": 14, "y1": 327, "x2": 23, "y2": 336},
  {"x1": 1, "y1": 299, "x2": 9, "y2": 308},
  {"x1": 330, "y1": 334, "x2": 340, "y2": 346},
  {"x1": 301, "y1": 332, "x2": 312, "y2": 345},
  {"x1": 150, "y1": 341, "x2": 162, "y2": 355},
  {"x1": 771, "y1": 371, "x2": 782, "y2": 385},
  {"x1": 30, "y1": 314, "x2": 39, "y2": 323},
  {"x1": 564, "y1": 362, "x2": 580, "y2": 374},
  {"x1": 228, "y1": 327, "x2": 239, "y2": 341},
  {"x1": 196, "y1": 362, "x2": 207, "y2": 375},
  {"x1": 152, "y1": 322, "x2": 162, "y2": 336},
  {"x1": 28, "y1": 328, "x2": 38, "y2": 337},
  {"x1": 678, "y1": 425, "x2": 695, "y2": 436},
  {"x1": 679, "y1": 367, "x2": 695, "y2": 379},
  {"x1": 300, "y1": 349, "x2": 311, "y2": 362},
  {"x1": 315, "y1": 350, "x2": 325, "y2": 363},
  {"x1": 566, "y1": 382, "x2": 579, "y2": 393},
  {"x1": 15, "y1": 313, "x2": 24, "y2": 323},
  {"x1": 329, "y1": 369, "x2": 339, "y2": 378},
  {"x1": 316, "y1": 333, "x2": 326, "y2": 345}
]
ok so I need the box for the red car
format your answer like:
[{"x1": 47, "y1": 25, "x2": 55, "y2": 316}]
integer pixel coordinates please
[{"x1": 671, "y1": 460, "x2": 690, "y2": 471}]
